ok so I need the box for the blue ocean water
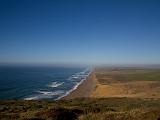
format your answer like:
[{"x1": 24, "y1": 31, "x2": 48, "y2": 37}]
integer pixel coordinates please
[{"x1": 0, "y1": 66, "x2": 91, "y2": 100}]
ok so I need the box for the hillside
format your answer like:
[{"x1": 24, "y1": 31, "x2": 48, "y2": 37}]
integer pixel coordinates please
[{"x1": 0, "y1": 98, "x2": 160, "y2": 120}]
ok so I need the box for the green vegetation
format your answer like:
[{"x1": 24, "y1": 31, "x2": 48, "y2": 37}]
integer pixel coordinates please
[
  {"x1": 96, "y1": 69, "x2": 160, "y2": 82},
  {"x1": 0, "y1": 98, "x2": 160, "y2": 120}
]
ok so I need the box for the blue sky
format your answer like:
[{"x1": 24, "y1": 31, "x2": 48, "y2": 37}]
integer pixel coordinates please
[{"x1": 0, "y1": 0, "x2": 160, "y2": 65}]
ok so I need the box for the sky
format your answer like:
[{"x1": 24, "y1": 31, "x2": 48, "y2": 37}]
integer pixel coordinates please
[{"x1": 0, "y1": 0, "x2": 160, "y2": 65}]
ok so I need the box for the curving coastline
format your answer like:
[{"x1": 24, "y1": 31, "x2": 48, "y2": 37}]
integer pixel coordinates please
[{"x1": 63, "y1": 70, "x2": 97, "y2": 100}]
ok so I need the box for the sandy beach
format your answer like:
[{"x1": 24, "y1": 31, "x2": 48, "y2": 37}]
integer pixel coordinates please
[
  {"x1": 64, "y1": 68, "x2": 160, "y2": 99},
  {"x1": 63, "y1": 71, "x2": 97, "y2": 99}
]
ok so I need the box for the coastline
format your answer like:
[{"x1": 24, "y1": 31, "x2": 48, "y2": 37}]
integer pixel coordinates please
[
  {"x1": 63, "y1": 67, "x2": 160, "y2": 100},
  {"x1": 63, "y1": 70, "x2": 97, "y2": 100}
]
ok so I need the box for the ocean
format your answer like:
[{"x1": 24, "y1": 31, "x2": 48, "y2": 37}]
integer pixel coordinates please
[{"x1": 0, "y1": 65, "x2": 91, "y2": 100}]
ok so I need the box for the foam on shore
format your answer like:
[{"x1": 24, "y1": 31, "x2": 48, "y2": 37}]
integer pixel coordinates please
[
  {"x1": 24, "y1": 68, "x2": 92, "y2": 100},
  {"x1": 56, "y1": 68, "x2": 93, "y2": 100}
]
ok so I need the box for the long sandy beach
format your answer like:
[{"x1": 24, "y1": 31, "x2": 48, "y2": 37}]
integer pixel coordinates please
[
  {"x1": 63, "y1": 71, "x2": 97, "y2": 99},
  {"x1": 64, "y1": 67, "x2": 160, "y2": 99}
]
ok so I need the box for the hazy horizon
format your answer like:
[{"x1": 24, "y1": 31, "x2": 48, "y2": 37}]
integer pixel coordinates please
[{"x1": 1, "y1": 0, "x2": 160, "y2": 65}]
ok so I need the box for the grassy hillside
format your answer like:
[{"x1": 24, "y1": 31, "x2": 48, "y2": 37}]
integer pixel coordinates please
[{"x1": 0, "y1": 98, "x2": 160, "y2": 120}]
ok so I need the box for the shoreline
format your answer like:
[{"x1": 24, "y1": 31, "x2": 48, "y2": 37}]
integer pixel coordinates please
[
  {"x1": 63, "y1": 70, "x2": 97, "y2": 100},
  {"x1": 62, "y1": 67, "x2": 160, "y2": 100}
]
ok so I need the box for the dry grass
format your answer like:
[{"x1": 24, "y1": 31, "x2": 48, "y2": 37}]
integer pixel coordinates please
[
  {"x1": 92, "y1": 68, "x2": 160, "y2": 98},
  {"x1": 0, "y1": 98, "x2": 160, "y2": 120}
]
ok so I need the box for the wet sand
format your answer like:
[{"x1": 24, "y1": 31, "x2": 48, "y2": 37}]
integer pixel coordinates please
[{"x1": 63, "y1": 71, "x2": 97, "y2": 100}]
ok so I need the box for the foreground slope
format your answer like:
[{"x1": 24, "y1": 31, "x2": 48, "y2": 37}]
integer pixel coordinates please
[{"x1": 0, "y1": 98, "x2": 160, "y2": 120}]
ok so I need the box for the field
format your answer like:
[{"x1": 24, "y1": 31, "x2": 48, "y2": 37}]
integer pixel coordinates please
[{"x1": 91, "y1": 68, "x2": 160, "y2": 98}]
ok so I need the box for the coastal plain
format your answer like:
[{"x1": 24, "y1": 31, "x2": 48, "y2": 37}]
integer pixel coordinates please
[{"x1": 91, "y1": 68, "x2": 160, "y2": 98}]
